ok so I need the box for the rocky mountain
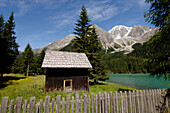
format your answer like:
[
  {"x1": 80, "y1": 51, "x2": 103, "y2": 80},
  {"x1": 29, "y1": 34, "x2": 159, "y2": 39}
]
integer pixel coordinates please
[{"x1": 33, "y1": 24, "x2": 159, "y2": 54}]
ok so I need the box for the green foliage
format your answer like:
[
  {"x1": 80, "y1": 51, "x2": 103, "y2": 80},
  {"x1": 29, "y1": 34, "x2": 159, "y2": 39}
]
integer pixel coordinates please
[
  {"x1": 107, "y1": 47, "x2": 115, "y2": 54},
  {"x1": 23, "y1": 44, "x2": 34, "y2": 76},
  {"x1": 0, "y1": 12, "x2": 19, "y2": 77},
  {"x1": 71, "y1": 5, "x2": 108, "y2": 83},
  {"x1": 71, "y1": 5, "x2": 91, "y2": 52},
  {"x1": 132, "y1": 43, "x2": 142, "y2": 50},
  {"x1": 147, "y1": 23, "x2": 170, "y2": 79},
  {"x1": 102, "y1": 52, "x2": 148, "y2": 74},
  {"x1": 144, "y1": 0, "x2": 170, "y2": 28}
]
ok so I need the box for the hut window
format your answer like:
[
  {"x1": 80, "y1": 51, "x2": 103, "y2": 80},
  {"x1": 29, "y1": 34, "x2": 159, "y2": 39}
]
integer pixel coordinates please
[{"x1": 64, "y1": 79, "x2": 72, "y2": 91}]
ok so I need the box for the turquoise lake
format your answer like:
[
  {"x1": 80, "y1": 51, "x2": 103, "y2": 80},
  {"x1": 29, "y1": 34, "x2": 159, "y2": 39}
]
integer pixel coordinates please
[{"x1": 106, "y1": 74, "x2": 170, "y2": 89}]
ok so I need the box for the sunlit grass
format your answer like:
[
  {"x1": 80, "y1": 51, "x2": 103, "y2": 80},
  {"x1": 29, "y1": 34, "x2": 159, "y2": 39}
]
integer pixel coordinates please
[{"x1": 0, "y1": 74, "x2": 135, "y2": 104}]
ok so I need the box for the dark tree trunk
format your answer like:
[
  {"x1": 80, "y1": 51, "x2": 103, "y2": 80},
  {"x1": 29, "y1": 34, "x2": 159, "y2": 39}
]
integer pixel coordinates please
[
  {"x1": 26, "y1": 61, "x2": 29, "y2": 77},
  {"x1": 94, "y1": 79, "x2": 97, "y2": 85},
  {"x1": 1, "y1": 73, "x2": 3, "y2": 78}
]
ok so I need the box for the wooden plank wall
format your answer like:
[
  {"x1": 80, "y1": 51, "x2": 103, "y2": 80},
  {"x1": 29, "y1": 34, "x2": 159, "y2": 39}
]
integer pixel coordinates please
[{"x1": 0, "y1": 89, "x2": 168, "y2": 113}]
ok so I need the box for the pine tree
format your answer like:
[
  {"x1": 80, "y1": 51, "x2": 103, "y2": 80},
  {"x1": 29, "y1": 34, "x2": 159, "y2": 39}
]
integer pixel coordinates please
[
  {"x1": 71, "y1": 5, "x2": 108, "y2": 84},
  {"x1": 0, "y1": 12, "x2": 19, "y2": 77},
  {"x1": 23, "y1": 43, "x2": 34, "y2": 77},
  {"x1": 144, "y1": 0, "x2": 169, "y2": 28},
  {"x1": 144, "y1": 0, "x2": 170, "y2": 79},
  {"x1": 71, "y1": 5, "x2": 91, "y2": 53}
]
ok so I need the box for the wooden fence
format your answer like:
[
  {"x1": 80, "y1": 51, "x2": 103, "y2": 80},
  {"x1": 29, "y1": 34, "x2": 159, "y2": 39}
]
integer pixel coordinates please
[{"x1": 0, "y1": 89, "x2": 169, "y2": 113}]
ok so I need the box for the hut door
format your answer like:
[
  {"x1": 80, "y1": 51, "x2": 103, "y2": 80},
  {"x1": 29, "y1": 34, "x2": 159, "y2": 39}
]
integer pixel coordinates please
[{"x1": 64, "y1": 79, "x2": 72, "y2": 91}]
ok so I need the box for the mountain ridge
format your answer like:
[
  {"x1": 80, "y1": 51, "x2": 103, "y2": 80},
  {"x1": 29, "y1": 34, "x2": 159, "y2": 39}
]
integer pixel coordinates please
[{"x1": 33, "y1": 24, "x2": 159, "y2": 54}]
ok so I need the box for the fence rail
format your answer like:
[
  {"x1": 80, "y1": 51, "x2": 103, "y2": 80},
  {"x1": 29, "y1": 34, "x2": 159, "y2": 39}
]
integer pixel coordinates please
[{"x1": 0, "y1": 89, "x2": 169, "y2": 113}]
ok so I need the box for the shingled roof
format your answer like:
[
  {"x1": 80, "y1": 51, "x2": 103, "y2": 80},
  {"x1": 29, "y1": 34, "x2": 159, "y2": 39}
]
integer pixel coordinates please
[{"x1": 42, "y1": 51, "x2": 92, "y2": 68}]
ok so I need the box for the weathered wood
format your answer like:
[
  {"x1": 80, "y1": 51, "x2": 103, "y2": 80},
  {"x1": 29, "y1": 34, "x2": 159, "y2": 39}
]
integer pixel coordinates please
[
  {"x1": 15, "y1": 97, "x2": 22, "y2": 113},
  {"x1": 91, "y1": 93, "x2": 94, "y2": 113},
  {"x1": 51, "y1": 98, "x2": 55, "y2": 113},
  {"x1": 120, "y1": 91, "x2": 124, "y2": 113},
  {"x1": 88, "y1": 95, "x2": 90, "y2": 113},
  {"x1": 44, "y1": 96, "x2": 50, "y2": 113},
  {"x1": 129, "y1": 91, "x2": 132, "y2": 113},
  {"x1": 95, "y1": 94, "x2": 98, "y2": 113},
  {"x1": 66, "y1": 95, "x2": 70, "y2": 113},
  {"x1": 132, "y1": 90, "x2": 136, "y2": 113},
  {"x1": 140, "y1": 90, "x2": 144, "y2": 113},
  {"x1": 136, "y1": 90, "x2": 140, "y2": 113},
  {"x1": 75, "y1": 94, "x2": 79, "y2": 113},
  {"x1": 113, "y1": 93, "x2": 116, "y2": 113},
  {"x1": 56, "y1": 95, "x2": 61, "y2": 113},
  {"x1": 108, "y1": 94, "x2": 110, "y2": 113},
  {"x1": 36, "y1": 102, "x2": 39, "y2": 113},
  {"x1": 124, "y1": 91, "x2": 128, "y2": 113},
  {"x1": 23, "y1": 100, "x2": 27, "y2": 113},
  {"x1": 62, "y1": 97, "x2": 65, "y2": 113},
  {"x1": 9, "y1": 100, "x2": 14, "y2": 113},
  {"x1": 110, "y1": 92, "x2": 113, "y2": 113},
  {"x1": 39, "y1": 99, "x2": 43, "y2": 113},
  {"x1": 80, "y1": 96, "x2": 83, "y2": 113},
  {"x1": 102, "y1": 94, "x2": 104, "y2": 113},
  {"x1": 71, "y1": 96, "x2": 74, "y2": 113},
  {"x1": 84, "y1": 94, "x2": 87, "y2": 113},
  {"x1": 98, "y1": 92, "x2": 101, "y2": 113},
  {"x1": 151, "y1": 90, "x2": 156, "y2": 113},
  {"x1": 29, "y1": 97, "x2": 36, "y2": 113},
  {"x1": 115, "y1": 91, "x2": 119, "y2": 113},
  {"x1": 143, "y1": 90, "x2": 147, "y2": 113},
  {"x1": 104, "y1": 92, "x2": 107, "y2": 113},
  {"x1": 1, "y1": 97, "x2": 8, "y2": 113}
]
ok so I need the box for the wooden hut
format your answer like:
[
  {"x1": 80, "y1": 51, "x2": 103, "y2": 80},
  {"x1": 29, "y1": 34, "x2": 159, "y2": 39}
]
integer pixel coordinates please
[{"x1": 42, "y1": 51, "x2": 92, "y2": 92}]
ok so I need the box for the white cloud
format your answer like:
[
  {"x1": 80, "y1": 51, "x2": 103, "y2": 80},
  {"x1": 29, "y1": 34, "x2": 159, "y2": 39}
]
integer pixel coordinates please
[
  {"x1": 87, "y1": 5, "x2": 117, "y2": 21},
  {"x1": 12, "y1": 0, "x2": 31, "y2": 16}
]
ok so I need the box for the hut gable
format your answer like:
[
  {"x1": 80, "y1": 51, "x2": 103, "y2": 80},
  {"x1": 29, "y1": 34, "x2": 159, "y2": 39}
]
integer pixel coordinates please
[{"x1": 42, "y1": 51, "x2": 92, "y2": 68}]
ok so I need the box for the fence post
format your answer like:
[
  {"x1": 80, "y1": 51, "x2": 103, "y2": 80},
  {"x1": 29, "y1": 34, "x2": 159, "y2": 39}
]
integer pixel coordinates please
[
  {"x1": 39, "y1": 99, "x2": 43, "y2": 113},
  {"x1": 15, "y1": 97, "x2": 22, "y2": 113},
  {"x1": 62, "y1": 97, "x2": 65, "y2": 113},
  {"x1": 80, "y1": 96, "x2": 83, "y2": 113},
  {"x1": 75, "y1": 94, "x2": 79, "y2": 113},
  {"x1": 44, "y1": 96, "x2": 50, "y2": 113},
  {"x1": 66, "y1": 95, "x2": 70, "y2": 113},
  {"x1": 0, "y1": 97, "x2": 8, "y2": 113},
  {"x1": 115, "y1": 91, "x2": 119, "y2": 113},
  {"x1": 129, "y1": 91, "x2": 132, "y2": 113},
  {"x1": 56, "y1": 95, "x2": 61, "y2": 113},
  {"x1": 95, "y1": 94, "x2": 98, "y2": 113},
  {"x1": 120, "y1": 91, "x2": 124, "y2": 113},
  {"x1": 71, "y1": 96, "x2": 74, "y2": 113},
  {"x1": 108, "y1": 93, "x2": 110, "y2": 113},
  {"x1": 9, "y1": 100, "x2": 14, "y2": 113},
  {"x1": 29, "y1": 97, "x2": 36, "y2": 113},
  {"x1": 84, "y1": 94, "x2": 87, "y2": 113},
  {"x1": 98, "y1": 92, "x2": 101, "y2": 113},
  {"x1": 110, "y1": 92, "x2": 113, "y2": 113},
  {"x1": 91, "y1": 93, "x2": 94, "y2": 113},
  {"x1": 104, "y1": 92, "x2": 107, "y2": 113},
  {"x1": 124, "y1": 91, "x2": 128, "y2": 113},
  {"x1": 88, "y1": 95, "x2": 91, "y2": 113},
  {"x1": 113, "y1": 93, "x2": 116, "y2": 113},
  {"x1": 51, "y1": 98, "x2": 55, "y2": 113}
]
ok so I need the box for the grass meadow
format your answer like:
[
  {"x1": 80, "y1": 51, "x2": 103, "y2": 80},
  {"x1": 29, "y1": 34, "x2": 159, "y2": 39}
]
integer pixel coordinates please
[{"x1": 0, "y1": 74, "x2": 135, "y2": 104}]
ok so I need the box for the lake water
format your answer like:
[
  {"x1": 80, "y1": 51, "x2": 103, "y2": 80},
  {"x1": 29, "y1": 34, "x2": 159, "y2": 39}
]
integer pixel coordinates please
[{"x1": 106, "y1": 74, "x2": 170, "y2": 89}]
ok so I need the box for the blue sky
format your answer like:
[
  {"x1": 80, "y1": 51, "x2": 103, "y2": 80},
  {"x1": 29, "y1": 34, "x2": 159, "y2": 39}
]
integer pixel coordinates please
[{"x1": 0, "y1": 0, "x2": 153, "y2": 51}]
